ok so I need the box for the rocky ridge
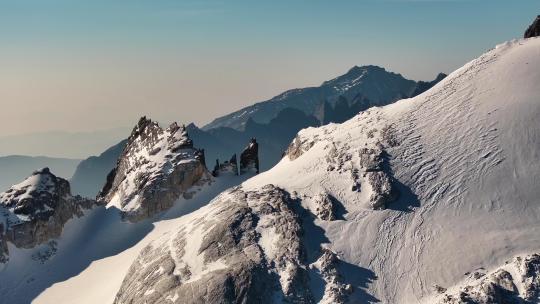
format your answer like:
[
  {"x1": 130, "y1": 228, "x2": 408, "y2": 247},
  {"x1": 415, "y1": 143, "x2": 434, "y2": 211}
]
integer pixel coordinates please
[
  {"x1": 284, "y1": 108, "x2": 400, "y2": 210},
  {"x1": 97, "y1": 117, "x2": 212, "y2": 222},
  {"x1": 203, "y1": 65, "x2": 445, "y2": 131},
  {"x1": 114, "y1": 185, "x2": 351, "y2": 304}
]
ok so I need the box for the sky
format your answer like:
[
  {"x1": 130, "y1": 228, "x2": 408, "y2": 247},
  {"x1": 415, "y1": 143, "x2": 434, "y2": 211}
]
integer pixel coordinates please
[{"x1": 0, "y1": 0, "x2": 538, "y2": 138}]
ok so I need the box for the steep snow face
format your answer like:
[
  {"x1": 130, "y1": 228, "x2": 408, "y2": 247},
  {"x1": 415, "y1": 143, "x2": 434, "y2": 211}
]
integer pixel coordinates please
[
  {"x1": 98, "y1": 117, "x2": 211, "y2": 221},
  {"x1": 16, "y1": 38, "x2": 540, "y2": 304},
  {"x1": 243, "y1": 38, "x2": 540, "y2": 303}
]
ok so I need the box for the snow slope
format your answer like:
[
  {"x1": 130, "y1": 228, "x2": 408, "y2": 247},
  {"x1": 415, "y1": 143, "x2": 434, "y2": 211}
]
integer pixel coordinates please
[
  {"x1": 4, "y1": 38, "x2": 539, "y2": 303},
  {"x1": 243, "y1": 37, "x2": 540, "y2": 303},
  {"x1": 0, "y1": 173, "x2": 251, "y2": 304}
]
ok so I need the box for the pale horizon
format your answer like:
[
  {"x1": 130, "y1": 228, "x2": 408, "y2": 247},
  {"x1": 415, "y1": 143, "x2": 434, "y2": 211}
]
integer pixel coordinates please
[{"x1": 0, "y1": 0, "x2": 538, "y2": 137}]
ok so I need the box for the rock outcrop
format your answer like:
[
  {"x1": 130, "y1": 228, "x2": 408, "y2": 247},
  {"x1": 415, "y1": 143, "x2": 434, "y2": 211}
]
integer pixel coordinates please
[
  {"x1": 436, "y1": 254, "x2": 540, "y2": 304},
  {"x1": 310, "y1": 248, "x2": 353, "y2": 304},
  {"x1": 97, "y1": 117, "x2": 212, "y2": 222},
  {"x1": 285, "y1": 135, "x2": 316, "y2": 161},
  {"x1": 525, "y1": 15, "x2": 540, "y2": 38},
  {"x1": 114, "y1": 185, "x2": 314, "y2": 304},
  {"x1": 240, "y1": 138, "x2": 260, "y2": 174},
  {"x1": 359, "y1": 147, "x2": 399, "y2": 209},
  {"x1": 0, "y1": 168, "x2": 96, "y2": 263},
  {"x1": 312, "y1": 192, "x2": 338, "y2": 221}
]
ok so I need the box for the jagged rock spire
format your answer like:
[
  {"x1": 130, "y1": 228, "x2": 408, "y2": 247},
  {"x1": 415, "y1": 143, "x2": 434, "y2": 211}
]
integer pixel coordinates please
[
  {"x1": 240, "y1": 138, "x2": 259, "y2": 174},
  {"x1": 525, "y1": 15, "x2": 540, "y2": 38},
  {"x1": 97, "y1": 117, "x2": 211, "y2": 222}
]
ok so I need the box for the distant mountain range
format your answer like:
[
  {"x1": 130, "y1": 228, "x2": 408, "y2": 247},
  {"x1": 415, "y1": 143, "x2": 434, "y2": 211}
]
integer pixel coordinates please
[
  {"x1": 67, "y1": 65, "x2": 445, "y2": 198},
  {"x1": 203, "y1": 65, "x2": 445, "y2": 131},
  {"x1": 70, "y1": 140, "x2": 128, "y2": 198},
  {"x1": 3, "y1": 36, "x2": 539, "y2": 304}
]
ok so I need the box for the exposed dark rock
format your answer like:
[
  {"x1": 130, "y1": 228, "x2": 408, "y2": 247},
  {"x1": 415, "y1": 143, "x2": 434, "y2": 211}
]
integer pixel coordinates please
[
  {"x1": 285, "y1": 136, "x2": 316, "y2": 161},
  {"x1": 519, "y1": 254, "x2": 540, "y2": 301},
  {"x1": 97, "y1": 117, "x2": 211, "y2": 222},
  {"x1": 366, "y1": 171, "x2": 398, "y2": 210},
  {"x1": 525, "y1": 15, "x2": 540, "y2": 38},
  {"x1": 359, "y1": 148, "x2": 383, "y2": 172},
  {"x1": 313, "y1": 192, "x2": 337, "y2": 221},
  {"x1": 358, "y1": 147, "x2": 399, "y2": 209},
  {"x1": 240, "y1": 138, "x2": 259, "y2": 174},
  {"x1": 212, "y1": 154, "x2": 238, "y2": 177}
]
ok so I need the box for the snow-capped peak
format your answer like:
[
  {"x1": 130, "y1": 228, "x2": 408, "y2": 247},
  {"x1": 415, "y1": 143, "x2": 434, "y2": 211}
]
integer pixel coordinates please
[
  {"x1": 97, "y1": 116, "x2": 212, "y2": 221},
  {"x1": 0, "y1": 168, "x2": 95, "y2": 264}
]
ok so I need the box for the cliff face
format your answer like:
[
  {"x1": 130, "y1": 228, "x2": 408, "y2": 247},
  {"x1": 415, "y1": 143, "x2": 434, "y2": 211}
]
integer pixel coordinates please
[
  {"x1": 97, "y1": 117, "x2": 212, "y2": 222},
  {"x1": 0, "y1": 168, "x2": 96, "y2": 264}
]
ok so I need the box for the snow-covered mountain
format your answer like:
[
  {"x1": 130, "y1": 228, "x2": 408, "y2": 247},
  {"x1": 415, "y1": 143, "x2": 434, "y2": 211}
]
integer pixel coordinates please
[
  {"x1": 203, "y1": 65, "x2": 444, "y2": 131},
  {"x1": 0, "y1": 168, "x2": 96, "y2": 266},
  {"x1": 65, "y1": 68, "x2": 445, "y2": 197},
  {"x1": 0, "y1": 121, "x2": 256, "y2": 303},
  {"x1": 96, "y1": 117, "x2": 212, "y2": 222},
  {"x1": 239, "y1": 38, "x2": 540, "y2": 303},
  {"x1": 14, "y1": 37, "x2": 538, "y2": 304}
]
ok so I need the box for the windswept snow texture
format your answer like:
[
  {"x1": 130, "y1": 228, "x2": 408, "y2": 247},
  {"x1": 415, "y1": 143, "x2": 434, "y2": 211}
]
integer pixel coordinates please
[
  {"x1": 7, "y1": 38, "x2": 540, "y2": 304},
  {"x1": 243, "y1": 38, "x2": 540, "y2": 303}
]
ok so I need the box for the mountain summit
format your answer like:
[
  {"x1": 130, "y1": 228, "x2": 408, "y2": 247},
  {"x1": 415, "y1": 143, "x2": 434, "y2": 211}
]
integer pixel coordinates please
[
  {"x1": 110, "y1": 38, "x2": 540, "y2": 303},
  {"x1": 97, "y1": 117, "x2": 212, "y2": 222},
  {"x1": 203, "y1": 65, "x2": 443, "y2": 131},
  {"x1": 0, "y1": 168, "x2": 96, "y2": 265}
]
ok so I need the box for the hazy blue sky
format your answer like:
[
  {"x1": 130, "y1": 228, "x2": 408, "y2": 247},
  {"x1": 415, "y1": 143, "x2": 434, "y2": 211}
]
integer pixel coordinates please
[{"x1": 0, "y1": 0, "x2": 538, "y2": 137}]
